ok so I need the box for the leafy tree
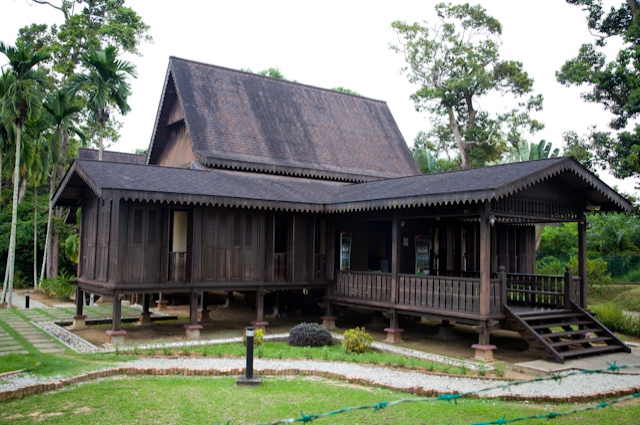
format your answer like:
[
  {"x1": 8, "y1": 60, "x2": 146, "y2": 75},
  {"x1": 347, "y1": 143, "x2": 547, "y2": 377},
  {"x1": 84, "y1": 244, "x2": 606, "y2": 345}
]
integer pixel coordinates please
[
  {"x1": 332, "y1": 87, "x2": 361, "y2": 96},
  {"x1": 0, "y1": 40, "x2": 49, "y2": 308},
  {"x1": 391, "y1": 3, "x2": 544, "y2": 169},
  {"x1": 557, "y1": 0, "x2": 640, "y2": 185},
  {"x1": 67, "y1": 45, "x2": 136, "y2": 160},
  {"x1": 497, "y1": 140, "x2": 560, "y2": 164},
  {"x1": 241, "y1": 67, "x2": 289, "y2": 80},
  {"x1": 40, "y1": 90, "x2": 83, "y2": 281}
]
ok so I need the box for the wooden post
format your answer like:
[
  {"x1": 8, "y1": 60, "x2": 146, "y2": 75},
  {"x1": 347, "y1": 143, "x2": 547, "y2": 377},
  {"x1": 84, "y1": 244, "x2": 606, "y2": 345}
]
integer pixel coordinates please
[
  {"x1": 139, "y1": 293, "x2": 152, "y2": 326},
  {"x1": 106, "y1": 295, "x2": 126, "y2": 345},
  {"x1": 112, "y1": 295, "x2": 122, "y2": 331},
  {"x1": 189, "y1": 291, "x2": 198, "y2": 326},
  {"x1": 578, "y1": 219, "x2": 588, "y2": 308},
  {"x1": 479, "y1": 202, "x2": 491, "y2": 316},
  {"x1": 142, "y1": 293, "x2": 150, "y2": 314},
  {"x1": 391, "y1": 217, "x2": 398, "y2": 305},
  {"x1": 75, "y1": 286, "x2": 84, "y2": 316},
  {"x1": 256, "y1": 287, "x2": 265, "y2": 322},
  {"x1": 564, "y1": 266, "x2": 573, "y2": 309},
  {"x1": 499, "y1": 265, "x2": 507, "y2": 313}
]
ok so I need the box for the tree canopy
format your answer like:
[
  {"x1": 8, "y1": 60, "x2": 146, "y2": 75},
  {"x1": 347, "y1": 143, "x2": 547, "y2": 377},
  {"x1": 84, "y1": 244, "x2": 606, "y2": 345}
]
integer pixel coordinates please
[
  {"x1": 557, "y1": 0, "x2": 640, "y2": 185},
  {"x1": 391, "y1": 3, "x2": 544, "y2": 169}
]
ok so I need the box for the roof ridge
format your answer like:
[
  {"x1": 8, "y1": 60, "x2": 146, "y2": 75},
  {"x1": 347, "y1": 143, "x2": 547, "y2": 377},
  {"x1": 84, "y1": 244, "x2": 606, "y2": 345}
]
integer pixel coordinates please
[{"x1": 168, "y1": 56, "x2": 387, "y2": 104}]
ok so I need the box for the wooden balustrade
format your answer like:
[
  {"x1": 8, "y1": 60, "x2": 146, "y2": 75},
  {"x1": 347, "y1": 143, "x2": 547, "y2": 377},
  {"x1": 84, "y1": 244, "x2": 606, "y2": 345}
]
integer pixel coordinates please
[
  {"x1": 332, "y1": 269, "x2": 578, "y2": 315},
  {"x1": 169, "y1": 251, "x2": 186, "y2": 282},
  {"x1": 398, "y1": 274, "x2": 502, "y2": 314},
  {"x1": 334, "y1": 271, "x2": 392, "y2": 303},
  {"x1": 506, "y1": 273, "x2": 568, "y2": 308}
]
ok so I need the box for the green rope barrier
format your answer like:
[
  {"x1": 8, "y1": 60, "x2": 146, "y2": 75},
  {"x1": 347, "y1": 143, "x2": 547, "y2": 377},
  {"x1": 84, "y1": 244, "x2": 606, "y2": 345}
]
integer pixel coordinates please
[{"x1": 247, "y1": 362, "x2": 640, "y2": 425}]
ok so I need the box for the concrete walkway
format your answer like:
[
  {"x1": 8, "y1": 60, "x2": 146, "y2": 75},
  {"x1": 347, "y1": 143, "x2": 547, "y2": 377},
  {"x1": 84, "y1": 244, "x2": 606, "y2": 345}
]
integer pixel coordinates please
[{"x1": 0, "y1": 297, "x2": 142, "y2": 356}]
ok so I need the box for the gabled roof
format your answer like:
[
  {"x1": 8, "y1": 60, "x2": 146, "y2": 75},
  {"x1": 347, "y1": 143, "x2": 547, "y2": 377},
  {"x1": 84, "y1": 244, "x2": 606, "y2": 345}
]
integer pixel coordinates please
[
  {"x1": 146, "y1": 57, "x2": 421, "y2": 182},
  {"x1": 54, "y1": 156, "x2": 631, "y2": 214},
  {"x1": 78, "y1": 148, "x2": 147, "y2": 164}
]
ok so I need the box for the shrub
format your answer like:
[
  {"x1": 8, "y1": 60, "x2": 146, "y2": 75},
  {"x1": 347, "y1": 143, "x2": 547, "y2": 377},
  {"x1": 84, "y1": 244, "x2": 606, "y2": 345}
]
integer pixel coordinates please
[
  {"x1": 494, "y1": 361, "x2": 506, "y2": 378},
  {"x1": 591, "y1": 303, "x2": 625, "y2": 332},
  {"x1": 288, "y1": 322, "x2": 333, "y2": 347},
  {"x1": 243, "y1": 328, "x2": 264, "y2": 346},
  {"x1": 341, "y1": 327, "x2": 373, "y2": 354},
  {"x1": 40, "y1": 270, "x2": 75, "y2": 301}
]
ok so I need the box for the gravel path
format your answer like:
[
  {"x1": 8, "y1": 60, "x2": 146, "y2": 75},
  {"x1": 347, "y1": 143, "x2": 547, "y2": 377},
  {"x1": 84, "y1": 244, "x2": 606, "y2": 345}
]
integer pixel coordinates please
[{"x1": 2, "y1": 357, "x2": 639, "y2": 399}]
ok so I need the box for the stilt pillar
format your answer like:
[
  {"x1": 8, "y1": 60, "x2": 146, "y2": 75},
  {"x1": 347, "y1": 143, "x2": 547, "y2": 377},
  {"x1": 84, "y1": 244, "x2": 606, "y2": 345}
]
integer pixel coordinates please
[
  {"x1": 139, "y1": 293, "x2": 152, "y2": 325},
  {"x1": 256, "y1": 287, "x2": 265, "y2": 322},
  {"x1": 72, "y1": 286, "x2": 87, "y2": 329},
  {"x1": 185, "y1": 291, "x2": 202, "y2": 339},
  {"x1": 199, "y1": 291, "x2": 211, "y2": 322},
  {"x1": 383, "y1": 310, "x2": 404, "y2": 343},
  {"x1": 472, "y1": 320, "x2": 498, "y2": 362},
  {"x1": 321, "y1": 316, "x2": 337, "y2": 330},
  {"x1": 250, "y1": 321, "x2": 268, "y2": 334},
  {"x1": 106, "y1": 295, "x2": 126, "y2": 345},
  {"x1": 437, "y1": 320, "x2": 455, "y2": 339}
]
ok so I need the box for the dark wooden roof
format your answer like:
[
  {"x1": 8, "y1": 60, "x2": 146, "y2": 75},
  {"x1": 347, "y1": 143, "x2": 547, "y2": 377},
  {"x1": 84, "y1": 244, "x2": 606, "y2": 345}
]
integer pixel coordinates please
[
  {"x1": 78, "y1": 148, "x2": 146, "y2": 164},
  {"x1": 327, "y1": 156, "x2": 631, "y2": 212},
  {"x1": 54, "y1": 156, "x2": 631, "y2": 214},
  {"x1": 146, "y1": 57, "x2": 421, "y2": 182},
  {"x1": 55, "y1": 159, "x2": 347, "y2": 211}
]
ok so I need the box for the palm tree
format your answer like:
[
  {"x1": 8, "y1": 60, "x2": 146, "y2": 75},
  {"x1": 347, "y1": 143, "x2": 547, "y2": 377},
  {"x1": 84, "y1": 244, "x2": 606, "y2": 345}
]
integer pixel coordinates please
[
  {"x1": 0, "y1": 40, "x2": 49, "y2": 308},
  {"x1": 67, "y1": 45, "x2": 136, "y2": 160},
  {"x1": 40, "y1": 90, "x2": 83, "y2": 283}
]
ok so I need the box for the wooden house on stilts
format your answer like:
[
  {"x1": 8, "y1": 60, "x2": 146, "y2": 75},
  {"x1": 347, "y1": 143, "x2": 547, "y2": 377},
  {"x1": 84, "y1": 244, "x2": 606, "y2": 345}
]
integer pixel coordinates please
[{"x1": 54, "y1": 57, "x2": 632, "y2": 363}]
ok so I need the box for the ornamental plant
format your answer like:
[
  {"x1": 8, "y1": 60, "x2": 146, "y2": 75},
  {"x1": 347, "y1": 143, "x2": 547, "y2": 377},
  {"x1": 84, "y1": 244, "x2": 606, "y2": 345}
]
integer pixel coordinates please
[
  {"x1": 341, "y1": 327, "x2": 373, "y2": 354},
  {"x1": 288, "y1": 322, "x2": 333, "y2": 347},
  {"x1": 242, "y1": 328, "x2": 264, "y2": 346}
]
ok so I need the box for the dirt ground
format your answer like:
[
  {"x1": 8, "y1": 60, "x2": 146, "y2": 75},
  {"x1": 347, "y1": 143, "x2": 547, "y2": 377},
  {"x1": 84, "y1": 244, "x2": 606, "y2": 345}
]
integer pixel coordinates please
[{"x1": 24, "y1": 290, "x2": 544, "y2": 377}]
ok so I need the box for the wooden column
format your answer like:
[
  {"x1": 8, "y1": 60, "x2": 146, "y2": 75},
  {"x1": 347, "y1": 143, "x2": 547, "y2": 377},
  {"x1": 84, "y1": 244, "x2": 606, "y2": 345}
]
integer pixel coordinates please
[
  {"x1": 384, "y1": 217, "x2": 404, "y2": 343},
  {"x1": 189, "y1": 291, "x2": 198, "y2": 326},
  {"x1": 112, "y1": 296, "x2": 122, "y2": 331},
  {"x1": 479, "y1": 202, "x2": 491, "y2": 316},
  {"x1": 256, "y1": 287, "x2": 265, "y2": 321},
  {"x1": 106, "y1": 294, "x2": 126, "y2": 344},
  {"x1": 578, "y1": 219, "x2": 588, "y2": 308},
  {"x1": 391, "y1": 217, "x2": 398, "y2": 305},
  {"x1": 75, "y1": 286, "x2": 84, "y2": 316},
  {"x1": 185, "y1": 290, "x2": 203, "y2": 339}
]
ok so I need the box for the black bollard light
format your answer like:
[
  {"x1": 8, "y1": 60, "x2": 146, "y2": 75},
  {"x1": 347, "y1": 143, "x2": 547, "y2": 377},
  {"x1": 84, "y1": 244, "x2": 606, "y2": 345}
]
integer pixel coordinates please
[
  {"x1": 25, "y1": 292, "x2": 30, "y2": 309},
  {"x1": 246, "y1": 326, "x2": 254, "y2": 379},
  {"x1": 236, "y1": 326, "x2": 262, "y2": 386}
]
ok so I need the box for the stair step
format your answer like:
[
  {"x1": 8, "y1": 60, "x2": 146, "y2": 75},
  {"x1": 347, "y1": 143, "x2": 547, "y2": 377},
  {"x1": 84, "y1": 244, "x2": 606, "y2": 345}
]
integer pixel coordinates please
[
  {"x1": 530, "y1": 320, "x2": 592, "y2": 330},
  {"x1": 539, "y1": 328, "x2": 603, "y2": 339},
  {"x1": 523, "y1": 312, "x2": 584, "y2": 322},
  {"x1": 551, "y1": 336, "x2": 613, "y2": 348},
  {"x1": 560, "y1": 345, "x2": 626, "y2": 359},
  {"x1": 517, "y1": 309, "x2": 572, "y2": 318}
]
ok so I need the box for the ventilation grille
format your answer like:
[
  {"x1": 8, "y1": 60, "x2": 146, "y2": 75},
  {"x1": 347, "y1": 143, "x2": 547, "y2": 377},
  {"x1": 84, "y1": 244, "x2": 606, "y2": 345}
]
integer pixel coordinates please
[
  {"x1": 99, "y1": 209, "x2": 110, "y2": 247},
  {"x1": 233, "y1": 214, "x2": 242, "y2": 248},
  {"x1": 133, "y1": 209, "x2": 143, "y2": 245},
  {"x1": 218, "y1": 214, "x2": 227, "y2": 248},
  {"x1": 148, "y1": 210, "x2": 158, "y2": 245},
  {"x1": 245, "y1": 215, "x2": 253, "y2": 247},
  {"x1": 206, "y1": 213, "x2": 216, "y2": 247}
]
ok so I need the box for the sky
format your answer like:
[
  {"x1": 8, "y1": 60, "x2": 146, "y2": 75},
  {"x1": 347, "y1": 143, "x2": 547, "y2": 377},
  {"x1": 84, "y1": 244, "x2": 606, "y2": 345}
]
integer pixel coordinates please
[{"x1": 1, "y1": 0, "x2": 637, "y2": 194}]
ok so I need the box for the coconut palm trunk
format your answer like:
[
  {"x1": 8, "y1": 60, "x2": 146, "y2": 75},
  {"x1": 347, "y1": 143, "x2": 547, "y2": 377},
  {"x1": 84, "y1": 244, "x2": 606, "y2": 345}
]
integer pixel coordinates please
[{"x1": 5, "y1": 124, "x2": 22, "y2": 308}]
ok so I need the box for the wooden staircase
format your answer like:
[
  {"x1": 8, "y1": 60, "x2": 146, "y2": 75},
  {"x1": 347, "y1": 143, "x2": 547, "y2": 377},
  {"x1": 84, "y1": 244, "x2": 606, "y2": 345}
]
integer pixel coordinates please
[{"x1": 505, "y1": 303, "x2": 631, "y2": 363}]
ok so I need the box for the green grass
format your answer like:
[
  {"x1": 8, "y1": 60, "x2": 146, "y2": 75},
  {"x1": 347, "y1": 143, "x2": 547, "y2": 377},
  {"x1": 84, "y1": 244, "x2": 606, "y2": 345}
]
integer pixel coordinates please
[
  {"x1": 589, "y1": 285, "x2": 640, "y2": 312},
  {"x1": 0, "y1": 352, "x2": 134, "y2": 378},
  {"x1": 138, "y1": 341, "x2": 475, "y2": 375},
  {"x1": 1, "y1": 376, "x2": 638, "y2": 424}
]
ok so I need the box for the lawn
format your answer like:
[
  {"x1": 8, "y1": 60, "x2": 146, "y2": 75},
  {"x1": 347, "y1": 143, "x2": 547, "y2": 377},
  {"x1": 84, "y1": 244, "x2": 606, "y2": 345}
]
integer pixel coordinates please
[{"x1": 1, "y1": 376, "x2": 639, "y2": 424}]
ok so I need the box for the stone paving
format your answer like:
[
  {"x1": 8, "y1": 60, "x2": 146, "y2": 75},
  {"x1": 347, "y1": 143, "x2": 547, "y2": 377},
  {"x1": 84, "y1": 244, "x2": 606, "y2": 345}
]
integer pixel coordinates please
[{"x1": 0, "y1": 303, "x2": 144, "y2": 356}]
